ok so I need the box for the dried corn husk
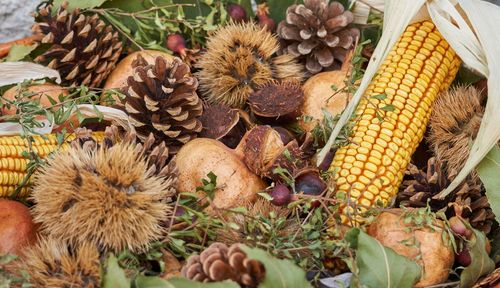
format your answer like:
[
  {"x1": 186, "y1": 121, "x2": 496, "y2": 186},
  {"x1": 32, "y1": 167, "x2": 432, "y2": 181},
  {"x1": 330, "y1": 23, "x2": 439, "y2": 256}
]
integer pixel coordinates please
[
  {"x1": 0, "y1": 62, "x2": 61, "y2": 86},
  {"x1": 319, "y1": 0, "x2": 500, "y2": 202},
  {"x1": 0, "y1": 62, "x2": 130, "y2": 135}
]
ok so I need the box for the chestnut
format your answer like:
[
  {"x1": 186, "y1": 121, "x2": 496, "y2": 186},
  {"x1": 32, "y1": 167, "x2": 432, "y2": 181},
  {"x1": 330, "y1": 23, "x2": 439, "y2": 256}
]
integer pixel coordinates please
[
  {"x1": 316, "y1": 150, "x2": 335, "y2": 172},
  {"x1": 294, "y1": 168, "x2": 327, "y2": 196},
  {"x1": 270, "y1": 184, "x2": 292, "y2": 206}
]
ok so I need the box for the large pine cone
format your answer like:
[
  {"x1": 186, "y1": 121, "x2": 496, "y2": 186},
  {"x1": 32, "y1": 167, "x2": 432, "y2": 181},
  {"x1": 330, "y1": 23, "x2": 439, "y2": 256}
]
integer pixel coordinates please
[
  {"x1": 123, "y1": 56, "x2": 203, "y2": 155},
  {"x1": 397, "y1": 157, "x2": 496, "y2": 235},
  {"x1": 181, "y1": 243, "x2": 265, "y2": 287},
  {"x1": 32, "y1": 2, "x2": 122, "y2": 88},
  {"x1": 277, "y1": 0, "x2": 359, "y2": 74}
]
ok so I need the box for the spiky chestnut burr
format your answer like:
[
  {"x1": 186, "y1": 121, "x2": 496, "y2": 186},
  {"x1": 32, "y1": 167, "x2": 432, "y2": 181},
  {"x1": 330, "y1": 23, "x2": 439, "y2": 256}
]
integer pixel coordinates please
[
  {"x1": 428, "y1": 85, "x2": 491, "y2": 181},
  {"x1": 20, "y1": 237, "x2": 100, "y2": 287},
  {"x1": 32, "y1": 2, "x2": 123, "y2": 88},
  {"x1": 196, "y1": 22, "x2": 303, "y2": 108},
  {"x1": 30, "y1": 142, "x2": 174, "y2": 253}
]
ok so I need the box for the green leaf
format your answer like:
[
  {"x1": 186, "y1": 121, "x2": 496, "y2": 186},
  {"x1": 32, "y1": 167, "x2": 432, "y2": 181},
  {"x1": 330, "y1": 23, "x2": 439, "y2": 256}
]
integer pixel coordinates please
[
  {"x1": 52, "y1": 0, "x2": 109, "y2": 11},
  {"x1": 346, "y1": 228, "x2": 421, "y2": 288},
  {"x1": 241, "y1": 246, "x2": 312, "y2": 288},
  {"x1": 134, "y1": 275, "x2": 239, "y2": 288},
  {"x1": 4, "y1": 45, "x2": 36, "y2": 62},
  {"x1": 477, "y1": 145, "x2": 500, "y2": 221},
  {"x1": 370, "y1": 93, "x2": 387, "y2": 100},
  {"x1": 267, "y1": 0, "x2": 300, "y2": 24},
  {"x1": 102, "y1": 254, "x2": 130, "y2": 288},
  {"x1": 460, "y1": 229, "x2": 495, "y2": 288}
]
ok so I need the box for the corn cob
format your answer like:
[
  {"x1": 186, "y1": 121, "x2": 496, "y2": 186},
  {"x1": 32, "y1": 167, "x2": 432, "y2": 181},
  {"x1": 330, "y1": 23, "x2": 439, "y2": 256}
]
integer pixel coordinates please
[
  {"x1": 0, "y1": 132, "x2": 104, "y2": 198},
  {"x1": 330, "y1": 21, "x2": 461, "y2": 222}
]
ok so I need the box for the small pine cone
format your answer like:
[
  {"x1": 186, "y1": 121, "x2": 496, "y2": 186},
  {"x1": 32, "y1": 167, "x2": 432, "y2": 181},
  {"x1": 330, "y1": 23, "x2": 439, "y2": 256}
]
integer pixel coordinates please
[
  {"x1": 32, "y1": 2, "x2": 123, "y2": 88},
  {"x1": 277, "y1": 0, "x2": 359, "y2": 74},
  {"x1": 182, "y1": 243, "x2": 265, "y2": 287},
  {"x1": 72, "y1": 126, "x2": 178, "y2": 181},
  {"x1": 397, "y1": 157, "x2": 496, "y2": 235},
  {"x1": 123, "y1": 56, "x2": 203, "y2": 155}
]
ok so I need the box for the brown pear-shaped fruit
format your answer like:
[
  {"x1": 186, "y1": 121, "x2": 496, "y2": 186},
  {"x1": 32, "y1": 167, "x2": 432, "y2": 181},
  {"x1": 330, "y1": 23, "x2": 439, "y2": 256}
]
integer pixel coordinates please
[
  {"x1": 175, "y1": 138, "x2": 267, "y2": 212},
  {"x1": 367, "y1": 209, "x2": 454, "y2": 287}
]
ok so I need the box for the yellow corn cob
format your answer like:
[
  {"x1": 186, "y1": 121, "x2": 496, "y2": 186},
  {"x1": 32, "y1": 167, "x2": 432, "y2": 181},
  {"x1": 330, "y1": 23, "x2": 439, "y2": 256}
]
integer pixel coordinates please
[
  {"x1": 330, "y1": 21, "x2": 461, "y2": 222},
  {"x1": 0, "y1": 132, "x2": 104, "y2": 198}
]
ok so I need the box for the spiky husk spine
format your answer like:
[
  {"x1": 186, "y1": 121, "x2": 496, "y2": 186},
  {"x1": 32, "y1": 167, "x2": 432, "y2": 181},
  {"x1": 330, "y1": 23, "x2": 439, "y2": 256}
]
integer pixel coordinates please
[
  {"x1": 196, "y1": 22, "x2": 303, "y2": 108},
  {"x1": 123, "y1": 56, "x2": 203, "y2": 155},
  {"x1": 428, "y1": 86, "x2": 488, "y2": 180},
  {"x1": 20, "y1": 237, "x2": 100, "y2": 288},
  {"x1": 31, "y1": 142, "x2": 174, "y2": 252},
  {"x1": 32, "y1": 2, "x2": 123, "y2": 88}
]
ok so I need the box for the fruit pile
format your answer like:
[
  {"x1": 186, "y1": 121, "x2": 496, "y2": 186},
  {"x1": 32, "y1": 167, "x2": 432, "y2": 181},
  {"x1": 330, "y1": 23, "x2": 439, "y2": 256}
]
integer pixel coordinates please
[{"x1": 0, "y1": 0, "x2": 499, "y2": 288}]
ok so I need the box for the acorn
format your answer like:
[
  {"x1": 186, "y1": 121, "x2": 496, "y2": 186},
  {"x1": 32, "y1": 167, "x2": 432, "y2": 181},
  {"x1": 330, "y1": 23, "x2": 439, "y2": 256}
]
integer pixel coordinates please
[
  {"x1": 227, "y1": 3, "x2": 248, "y2": 23},
  {"x1": 199, "y1": 104, "x2": 248, "y2": 149},
  {"x1": 294, "y1": 167, "x2": 327, "y2": 196},
  {"x1": 248, "y1": 81, "x2": 304, "y2": 124},
  {"x1": 270, "y1": 184, "x2": 292, "y2": 206}
]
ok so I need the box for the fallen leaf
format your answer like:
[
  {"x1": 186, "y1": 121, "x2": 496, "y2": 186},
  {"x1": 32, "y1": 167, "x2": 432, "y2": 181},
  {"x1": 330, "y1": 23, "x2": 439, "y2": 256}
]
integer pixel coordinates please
[
  {"x1": 477, "y1": 145, "x2": 500, "y2": 221},
  {"x1": 460, "y1": 229, "x2": 495, "y2": 288}
]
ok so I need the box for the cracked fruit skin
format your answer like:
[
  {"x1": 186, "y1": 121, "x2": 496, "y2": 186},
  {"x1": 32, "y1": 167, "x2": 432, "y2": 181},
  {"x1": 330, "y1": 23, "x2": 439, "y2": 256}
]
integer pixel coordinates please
[
  {"x1": 175, "y1": 138, "x2": 267, "y2": 211},
  {"x1": 0, "y1": 199, "x2": 37, "y2": 254}
]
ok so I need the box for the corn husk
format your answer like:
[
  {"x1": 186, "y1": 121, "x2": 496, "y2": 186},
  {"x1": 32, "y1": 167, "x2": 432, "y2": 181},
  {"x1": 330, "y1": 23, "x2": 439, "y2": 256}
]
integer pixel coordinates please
[
  {"x1": 352, "y1": 0, "x2": 385, "y2": 24},
  {"x1": 0, "y1": 62, "x2": 61, "y2": 87},
  {"x1": 0, "y1": 62, "x2": 130, "y2": 135},
  {"x1": 319, "y1": 0, "x2": 500, "y2": 201}
]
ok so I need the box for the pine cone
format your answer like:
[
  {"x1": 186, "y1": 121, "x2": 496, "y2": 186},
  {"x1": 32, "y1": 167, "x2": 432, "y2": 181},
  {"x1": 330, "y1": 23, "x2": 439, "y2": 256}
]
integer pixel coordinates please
[
  {"x1": 397, "y1": 157, "x2": 496, "y2": 235},
  {"x1": 72, "y1": 126, "x2": 178, "y2": 180},
  {"x1": 32, "y1": 2, "x2": 122, "y2": 88},
  {"x1": 277, "y1": 0, "x2": 359, "y2": 74},
  {"x1": 123, "y1": 56, "x2": 203, "y2": 155},
  {"x1": 181, "y1": 243, "x2": 265, "y2": 287},
  {"x1": 473, "y1": 267, "x2": 500, "y2": 288}
]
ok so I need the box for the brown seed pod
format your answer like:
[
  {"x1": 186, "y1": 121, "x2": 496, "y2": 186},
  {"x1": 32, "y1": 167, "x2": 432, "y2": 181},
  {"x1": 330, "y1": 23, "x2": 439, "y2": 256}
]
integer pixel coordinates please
[
  {"x1": 248, "y1": 81, "x2": 304, "y2": 123},
  {"x1": 199, "y1": 104, "x2": 248, "y2": 148},
  {"x1": 243, "y1": 126, "x2": 305, "y2": 180}
]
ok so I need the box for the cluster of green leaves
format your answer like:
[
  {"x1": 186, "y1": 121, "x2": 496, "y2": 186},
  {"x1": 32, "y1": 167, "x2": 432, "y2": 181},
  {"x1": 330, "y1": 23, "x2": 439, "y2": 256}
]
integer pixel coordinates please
[{"x1": 47, "y1": 0, "x2": 253, "y2": 52}]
